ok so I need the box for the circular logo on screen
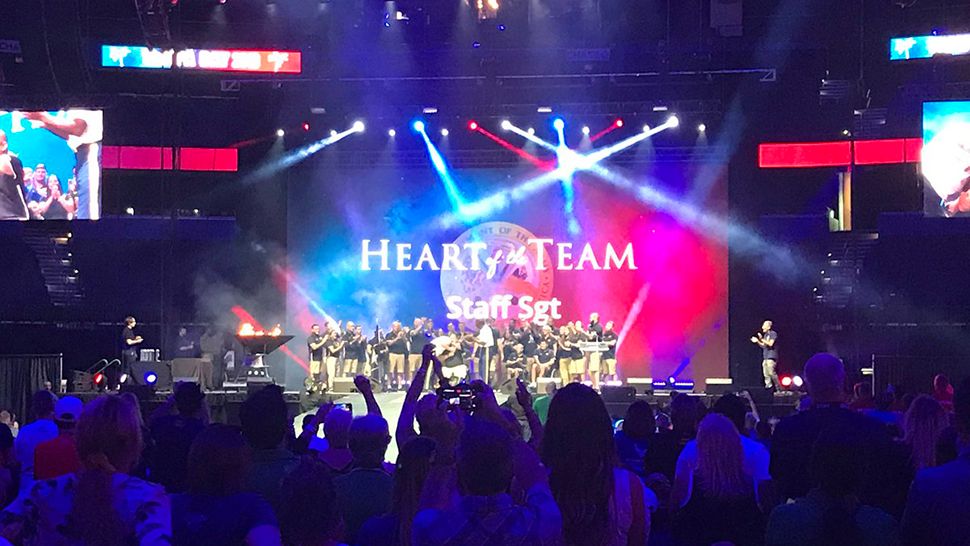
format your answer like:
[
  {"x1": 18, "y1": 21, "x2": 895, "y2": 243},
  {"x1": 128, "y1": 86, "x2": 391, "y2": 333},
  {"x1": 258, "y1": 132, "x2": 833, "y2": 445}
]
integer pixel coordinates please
[{"x1": 439, "y1": 222, "x2": 554, "y2": 312}]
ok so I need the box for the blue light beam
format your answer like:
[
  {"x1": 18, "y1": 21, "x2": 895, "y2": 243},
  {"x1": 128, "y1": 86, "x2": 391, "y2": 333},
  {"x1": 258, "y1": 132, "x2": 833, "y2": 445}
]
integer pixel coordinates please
[{"x1": 416, "y1": 123, "x2": 469, "y2": 222}]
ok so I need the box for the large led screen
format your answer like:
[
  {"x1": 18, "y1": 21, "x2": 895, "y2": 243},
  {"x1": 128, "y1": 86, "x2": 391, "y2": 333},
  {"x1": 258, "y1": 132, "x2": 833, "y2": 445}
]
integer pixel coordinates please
[
  {"x1": 0, "y1": 109, "x2": 103, "y2": 220},
  {"x1": 922, "y1": 101, "x2": 970, "y2": 217},
  {"x1": 286, "y1": 159, "x2": 728, "y2": 386}
]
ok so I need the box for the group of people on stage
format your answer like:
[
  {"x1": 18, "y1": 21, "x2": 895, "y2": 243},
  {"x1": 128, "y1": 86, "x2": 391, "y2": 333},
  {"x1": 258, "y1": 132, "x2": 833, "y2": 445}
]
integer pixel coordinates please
[{"x1": 306, "y1": 313, "x2": 620, "y2": 392}]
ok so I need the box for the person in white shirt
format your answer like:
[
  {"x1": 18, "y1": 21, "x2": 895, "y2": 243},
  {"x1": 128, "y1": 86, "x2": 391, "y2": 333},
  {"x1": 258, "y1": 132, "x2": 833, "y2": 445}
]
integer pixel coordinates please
[
  {"x1": 23, "y1": 110, "x2": 103, "y2": 220},
  {"x1": 14, "y1": 390, "x2": 58, "y2": 495},
  {"x1": 672, "y1": 393, "x2": 771, "y2": 510},
  {"x1": 474, "y1": 319, "x2": 494, "y2": 383}
]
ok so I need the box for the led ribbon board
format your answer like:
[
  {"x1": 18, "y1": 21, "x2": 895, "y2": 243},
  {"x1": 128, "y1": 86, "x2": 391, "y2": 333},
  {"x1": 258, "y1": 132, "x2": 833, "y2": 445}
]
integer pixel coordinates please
[
  {"x1": 101, "y1": 45, "x2": 302, "y2": 74},
  {"x1": 890, "y1": 34, "x2": 970, "y2": 61}
]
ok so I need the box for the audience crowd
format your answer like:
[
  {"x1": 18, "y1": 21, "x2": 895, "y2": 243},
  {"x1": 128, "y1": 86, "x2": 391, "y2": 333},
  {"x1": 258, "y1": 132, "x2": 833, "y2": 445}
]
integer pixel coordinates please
[{"x1": 0, "y1": 346, "x2": 968, "y2": 545}]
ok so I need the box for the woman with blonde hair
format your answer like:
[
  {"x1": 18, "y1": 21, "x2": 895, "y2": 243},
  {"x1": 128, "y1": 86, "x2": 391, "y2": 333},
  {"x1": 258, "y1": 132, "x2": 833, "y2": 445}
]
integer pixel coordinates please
[
  {"x1": 672, "y1": 413, "x2": 764, "y2": 545},
  {"x1": 0, "y1": 395, "x2": 171, "y2": 545},
  {"x1": 902, "y1": 394, "x2": 948, "y2": 470}
]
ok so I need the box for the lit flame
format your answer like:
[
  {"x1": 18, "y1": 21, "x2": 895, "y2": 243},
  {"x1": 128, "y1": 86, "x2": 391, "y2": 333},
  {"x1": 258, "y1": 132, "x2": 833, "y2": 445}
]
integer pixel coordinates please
[{"x1": 238, "y1": 322, "x2": 283, "y2": 337}]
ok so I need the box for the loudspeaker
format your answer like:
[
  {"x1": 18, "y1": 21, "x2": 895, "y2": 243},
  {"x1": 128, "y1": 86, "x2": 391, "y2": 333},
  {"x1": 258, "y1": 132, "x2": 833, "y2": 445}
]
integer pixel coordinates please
[
  {"x1": 330, "y1": 376, "x2": 382, "y2": 394},
  {"x1": 704, "y1": 378, "x2": 734, "y2": 395},
  {"x1": 601, "y1": 385, "x2": 637, "y2": 404},
  {"x1": 131, "y1": 361, "x2": 172, "y2": 390}
]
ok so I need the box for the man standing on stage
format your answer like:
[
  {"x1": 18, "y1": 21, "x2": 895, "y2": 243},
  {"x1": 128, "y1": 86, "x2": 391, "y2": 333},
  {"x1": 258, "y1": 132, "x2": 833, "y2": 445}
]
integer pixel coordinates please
[
  {"x1": 0, "y1": 130, "x2": 28, "y2": 221},
  {"x1": 387, "y1": 321, "x2": 408, "y2": 390},
  {"x1": 751, "y1": 320, "x2": 780, "y2": 390},
  {"x1": 586, "y1": 313, "x2": 604, "y2": 389},
  {"x1": 23, "y1": 111, "x2": 102, "y2": 220},
  {"x1": 407, "y1": 318, "x2": 426, "y2": 382},
  {"x1": 341, "y1": 321, "x2": 358, "y2": 378},
  {"x1": 475, "y1": 319, "x2": 495, "y2": 384},
  {"x1": 324, "y1": 327, "x2": 344, "y2": 392},
  {"x1": 307, "y1": 324, "x2": 325, "y2": 385},
  {"x1": 118, "y1": 316, "x2": 143, "y2": 390},
  {"x1": 602, "y1": 321, "x2": 618, "y2": 383}
]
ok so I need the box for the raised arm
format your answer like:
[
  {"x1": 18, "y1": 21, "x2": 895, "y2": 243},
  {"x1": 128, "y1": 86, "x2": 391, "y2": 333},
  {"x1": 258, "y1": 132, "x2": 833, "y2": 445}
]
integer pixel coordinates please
[
  {"x1": 22, "y1": 111, "x2": 87, "y2": 140},
  {"x1": 354, "y1": 375, "x2": 382, "y2": 418},
  {"x1": 395, "y1": 344, "x2": 432, "y2": 450},
  {"x1": 515, "y1": 378, "x2": 543, "y2": 449}
]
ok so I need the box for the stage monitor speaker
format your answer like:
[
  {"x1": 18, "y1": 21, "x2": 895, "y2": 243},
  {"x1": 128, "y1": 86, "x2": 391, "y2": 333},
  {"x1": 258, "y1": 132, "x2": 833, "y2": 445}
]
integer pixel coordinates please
[
  {"x1": 331, "y1": 376, "x2": 382, "y2": 395},
  {"x1": 131, "y1": 361, "x2": 172, "y2": 390},
  {"x1": 120, "y1": 384, "x2": 156, "y2": 402},
  {"x1": 704, "y1": 377, "x2": 734, "y2": 395},
  {"x1": 601, "y1": 385, "x2": 637, "y2": 404},
  {"x1": 331, "y1": 377, "x2": 356, "y2": 394}
]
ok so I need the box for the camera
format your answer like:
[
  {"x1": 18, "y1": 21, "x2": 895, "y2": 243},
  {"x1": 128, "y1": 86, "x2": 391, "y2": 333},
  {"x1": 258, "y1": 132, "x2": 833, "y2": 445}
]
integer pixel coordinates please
[{"x1": 436, "y1": 381, "x2": 481, "y2": 412}]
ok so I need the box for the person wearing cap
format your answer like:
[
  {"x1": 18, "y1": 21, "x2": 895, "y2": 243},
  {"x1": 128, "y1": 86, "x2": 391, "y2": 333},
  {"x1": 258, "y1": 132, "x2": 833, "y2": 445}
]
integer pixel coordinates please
[{"x1": 33, "y1": 396, "x2": 83, "y2": 481}]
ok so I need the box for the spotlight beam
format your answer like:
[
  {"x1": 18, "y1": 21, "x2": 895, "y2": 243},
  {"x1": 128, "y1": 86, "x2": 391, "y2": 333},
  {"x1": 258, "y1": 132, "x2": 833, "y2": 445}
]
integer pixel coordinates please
[
  {"x1": 416, "y1": 124, "x2": 469, "y2": 221},
  {"x1": 506, "y1": 123, "x2": 559, "y2": 153},
  {"x1": 475, "y1": 126, "x2": 553, "y2": 169},
  {"x1": 241, "y1": 124, "x2": 361, "y2": 184},
  {"x1": 583, "y1": 119, "x2": 675, "y2": 166}
]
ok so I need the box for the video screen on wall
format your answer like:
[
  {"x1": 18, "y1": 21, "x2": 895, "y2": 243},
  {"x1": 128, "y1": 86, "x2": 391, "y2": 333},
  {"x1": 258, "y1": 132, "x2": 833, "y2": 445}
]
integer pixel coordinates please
[
  {"x1": 0, "y1": 109, "x2": 103, "y2": 221},
  {"x1": 287, "y1": 161, "x2": 728, "y2": 384},
  {"x1": 922, "y1": 101, "x2": 970, "y2": 217}
]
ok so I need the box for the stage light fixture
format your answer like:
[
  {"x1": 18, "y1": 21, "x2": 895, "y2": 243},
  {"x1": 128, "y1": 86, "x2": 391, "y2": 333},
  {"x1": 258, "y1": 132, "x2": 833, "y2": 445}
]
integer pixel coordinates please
[
  {"x1": 667, "y1": 375, "x2": 676, "y2": 386},
  {"x1": 119, "y1": 373, "x2": 128, "y2": 384},
  {"x1": 537, "y1": 106, "x2": 553, "y2": 113},
  {"x1": 144, "y1": 371, "x2": 158, "y2": 386},
  {"x1": 468, "y1": 120, "x2": 479, "y2": 131},
  {"x1": 352, "y1": 120, "x2": 365, "y2": 132},
  {"x1": 642, "y1": 124, "x2": 651, "y2": 133},
  {"x1": 615, "y1": 119, "x2": 624, "y2": 128},
  {"x1": 125, "y1": 207, "x2": 135, "y2": 215},
  {"x1": 698, "y1": 123, "x2": 706, "y2": 132},
  {"x1": 413, "y1": 120, "x2": 426, "y2": 132},
  {"x1": 667, "y1": 115, "x2": 680, "y2": 128},
  {"x1": 500, "y1": 120, "x2": 511, "y2": 131},
  {"x1": 330, "y1": 130, "x2": 338, "y2": 137},
  {"x1": 553, "y1": 118, "x2": 565, "y2": 131},
  {"x1": 93, "y1": 372, "x2": 104, "y2": 385},
  {"x1": 582, "y1": 126, "x2": 590, "y2": 135},
  {"x1": 781, "y1": 376, "x2": 793, "y2": 387},
  {"x1": 527, "y1": 127, "x2": 535, "y2": 135},
  {"x1": 302, "y1": 122, "x2": 310, "y2": 131},
  {"x1": 276, "y1": 129, "x2": 285, "y2": 137},
  {"x1": 792, "y1": 375, "x2": 804, "y2": 387},
  {"x1": 388, "y1": 128, "x2": 396, "y2": 137},
  {"x1": 441, "y1": 128, "x2": 449, "y2": 136},
  {"x1": 423, "y1": 107, "x2": 438, "y2": 114}
]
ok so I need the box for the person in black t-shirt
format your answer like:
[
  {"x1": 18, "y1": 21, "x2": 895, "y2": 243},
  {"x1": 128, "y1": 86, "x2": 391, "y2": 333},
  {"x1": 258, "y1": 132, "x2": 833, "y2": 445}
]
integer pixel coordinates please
[
  {"x1": 406, "y1": 318, "x2": 426, "y2": 380},
  {"x1": 386, "y1": 322, "x2": 408, "y2": 390},
  {"x1": 307, "y1": 324, "x2": 325, "y2": 383},
  {"x1": 533, "y1": 340, "x2": 555, "y2": 384},
  {"x1": 504, "y1": 343, "x2": 526, "y2": 380},
  {"x1": 601, "y1": 321, "x2": 619, "y2": 382},
  {"x1": 174, "y1": 327, "x2": 200, "y2": 359},
  {"x1": 0, "y1": 131, "x2": 28, "y2": 221},
  {"x1": 341, "y1": 322, "x2": 358, "y2": 378},
  {"x1": 324, "y1": 329, "x2": 344, "y2": 391},
  {"x1": 751, "y1": 320, "x2": 780, "y2": 390},
  {"x1": 586, "y1": 313, "x2": 604, "y2": 389},
  {"x1": 118, "y1": 316, "x2": 143, "y2": 390}
]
